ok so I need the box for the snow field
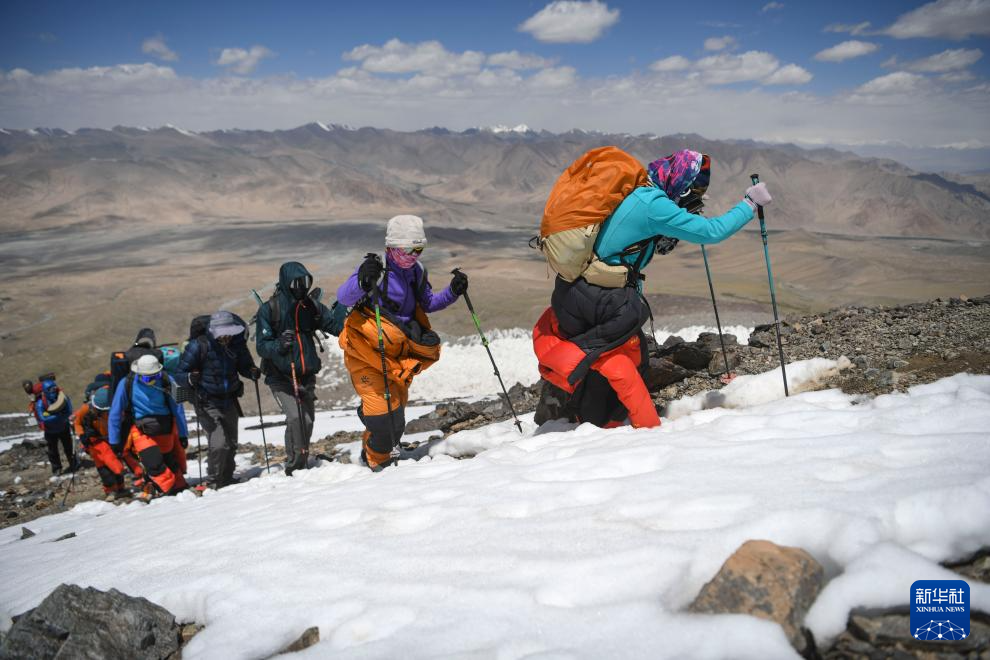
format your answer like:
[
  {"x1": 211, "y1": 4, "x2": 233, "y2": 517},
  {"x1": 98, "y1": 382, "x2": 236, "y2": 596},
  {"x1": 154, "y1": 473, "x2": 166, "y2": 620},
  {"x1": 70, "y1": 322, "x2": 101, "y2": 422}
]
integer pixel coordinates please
[{"x1": 1, "y1": 366, "x2": 988, "y2": 659}]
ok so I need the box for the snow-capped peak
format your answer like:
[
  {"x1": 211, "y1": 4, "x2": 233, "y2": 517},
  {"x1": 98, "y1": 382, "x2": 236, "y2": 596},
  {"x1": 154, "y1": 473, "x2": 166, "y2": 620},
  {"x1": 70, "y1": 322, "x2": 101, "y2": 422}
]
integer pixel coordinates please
[
  {"x1": 163, "y1": 123, "x2": 197, "y2": 137},
  {"x1": 315, "y1": 121, "x2": 331, "y2": 132},
  {"x1": 483, "y1": 124, "x2": 532, "y2": 134},
  {"x1": 0, "y1": 128, "x2": 9, "y2": 135}
]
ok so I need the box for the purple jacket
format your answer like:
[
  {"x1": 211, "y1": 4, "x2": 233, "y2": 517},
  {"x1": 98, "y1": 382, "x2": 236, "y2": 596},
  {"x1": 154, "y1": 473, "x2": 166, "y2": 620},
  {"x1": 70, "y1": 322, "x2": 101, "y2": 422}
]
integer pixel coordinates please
[{"x1": 337, "y1": 256, "x2": 458, "y2": 323}]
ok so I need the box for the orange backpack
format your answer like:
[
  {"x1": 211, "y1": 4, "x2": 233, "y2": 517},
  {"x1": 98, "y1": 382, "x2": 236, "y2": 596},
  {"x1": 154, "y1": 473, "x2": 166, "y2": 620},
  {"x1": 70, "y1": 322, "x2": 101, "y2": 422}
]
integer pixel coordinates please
[{"x1": 535, "y1": 146, "x2": 649, "y2": 285}]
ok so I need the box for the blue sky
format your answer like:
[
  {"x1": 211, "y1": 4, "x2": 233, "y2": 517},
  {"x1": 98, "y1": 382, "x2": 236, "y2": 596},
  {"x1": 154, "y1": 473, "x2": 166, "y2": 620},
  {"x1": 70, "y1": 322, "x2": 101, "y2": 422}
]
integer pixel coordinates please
[{"x1": 1, "y1": 0, "x2": 989, "y2": 155}]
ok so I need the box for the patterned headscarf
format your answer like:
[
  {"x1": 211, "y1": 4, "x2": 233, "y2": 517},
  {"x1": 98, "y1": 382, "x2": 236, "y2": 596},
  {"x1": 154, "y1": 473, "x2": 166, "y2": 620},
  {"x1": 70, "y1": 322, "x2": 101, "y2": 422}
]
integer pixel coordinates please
[
  {"x1": 386, "y1": 247, "x2": 421, "y2": 270},
  {"x1": 648, "y1": 150, "x2": 710, "y2": 199}
]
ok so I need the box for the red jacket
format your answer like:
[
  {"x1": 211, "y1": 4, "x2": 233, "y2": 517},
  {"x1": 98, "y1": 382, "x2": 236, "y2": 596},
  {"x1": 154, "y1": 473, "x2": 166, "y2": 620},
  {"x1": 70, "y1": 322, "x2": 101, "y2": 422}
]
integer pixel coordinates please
[{"x1": 533, "y1": 307, "x2": 659, "y2": 428}]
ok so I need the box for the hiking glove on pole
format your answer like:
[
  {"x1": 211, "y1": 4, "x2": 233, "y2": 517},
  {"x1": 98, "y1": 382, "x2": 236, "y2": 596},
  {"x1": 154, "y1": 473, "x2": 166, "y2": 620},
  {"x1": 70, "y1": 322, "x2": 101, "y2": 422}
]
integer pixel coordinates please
[
  {"x1": 358, "y1": 254, "x2": 384, "y2": 292},
  {"x1": 450, "y1": 270, "x2": 469, "y2": 296},
  {"x1": 744, "y1": 182, "x2": 772, "y2": 211},
  {"x1": 277, "y1": 330, "x2": 295, "y2": 355}
]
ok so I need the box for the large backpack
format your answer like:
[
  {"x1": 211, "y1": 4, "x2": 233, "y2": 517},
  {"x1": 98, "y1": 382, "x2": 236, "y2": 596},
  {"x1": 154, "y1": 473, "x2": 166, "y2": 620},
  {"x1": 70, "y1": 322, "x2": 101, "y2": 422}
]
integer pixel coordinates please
[{"x1": 533, "y1": 147, "x2": 650, "y2": 288}]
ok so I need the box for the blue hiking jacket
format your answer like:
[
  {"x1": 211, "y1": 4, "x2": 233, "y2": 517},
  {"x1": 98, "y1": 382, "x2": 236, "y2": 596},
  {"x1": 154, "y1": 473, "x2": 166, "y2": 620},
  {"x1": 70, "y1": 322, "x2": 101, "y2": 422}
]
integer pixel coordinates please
[
  {"x1": 108, "y1": 374, "x2": 189, "y2": 447},
  {"x1": 36, "y1": 380, "x2": 72, "y2": 434},
  {"x1": 594, "y1": 187, "x2": 754, "y2": 271}
]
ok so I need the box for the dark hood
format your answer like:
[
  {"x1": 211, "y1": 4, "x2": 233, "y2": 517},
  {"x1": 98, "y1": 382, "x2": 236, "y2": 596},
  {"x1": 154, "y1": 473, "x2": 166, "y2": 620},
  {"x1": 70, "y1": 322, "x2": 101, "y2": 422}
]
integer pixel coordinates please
[
  {"x1": 134, "y1": 327, "x2": 157, "y2": 348},
  {"x1": 278, "y1": 261, "x2": 313, "y2": 295}
]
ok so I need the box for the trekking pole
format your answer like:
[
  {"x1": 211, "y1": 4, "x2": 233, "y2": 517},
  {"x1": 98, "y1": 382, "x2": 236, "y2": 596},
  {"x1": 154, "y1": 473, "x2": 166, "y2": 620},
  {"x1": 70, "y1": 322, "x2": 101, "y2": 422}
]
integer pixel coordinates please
[
  {"x1": 289, "y1": 362, "x2": 309, "y2": 469},
  {"x1": 452, "y1": 268, "x2": 523, "y2": 434},
  {"x1": 60, "y1": 430, "x2": 79, "y2": 508},
  {"x1": 700, "y1": 245, "x2": 735, "y2": 384},
  {"x1": 373, "y1": 289, "x2": 400, "y2": 460},
  {"x1": 253, "y1": 378, "x2": 271, "y2": 474},
  {"x1": 750, "y1": 173, "x2": 789, "y2": 397},
  {"x1": 192, "y1": 408, "x2": 203, "y2": 482}
]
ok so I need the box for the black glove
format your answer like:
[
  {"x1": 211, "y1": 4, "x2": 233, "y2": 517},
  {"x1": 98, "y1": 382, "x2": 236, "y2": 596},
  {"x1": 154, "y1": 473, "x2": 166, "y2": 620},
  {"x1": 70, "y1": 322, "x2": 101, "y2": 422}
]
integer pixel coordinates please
[
  {"x1": 188, "y1": 371, "x2": 201, "y2": 386},
  {"x1": 358, "y1": 254, "x2": 383, "y2": 292},
  {"x1": 450, "y1": 270, "x2": 468, "y2": 296},
  {"x1": 179, "y1": 436, "x2": 188, "y2": 449},
  {"x1": 250, "y1": 366, "x2": 262, "y2": 381},
  {"x1": 277, "y1": 329, "x2": 295, "y2": 355},
  {"x1": 79, "y1": 431, "x2": 93, "y2": 447}
]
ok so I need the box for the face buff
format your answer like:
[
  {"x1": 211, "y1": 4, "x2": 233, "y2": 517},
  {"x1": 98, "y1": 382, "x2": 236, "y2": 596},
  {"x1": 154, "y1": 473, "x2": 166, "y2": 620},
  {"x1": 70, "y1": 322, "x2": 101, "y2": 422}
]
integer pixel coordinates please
[
  {"x1": 386, "y1": 247, "x2": 421, "y2": 270},
  {"x1": 648, "y1": 150, "x2": 707, "y2": 199}
]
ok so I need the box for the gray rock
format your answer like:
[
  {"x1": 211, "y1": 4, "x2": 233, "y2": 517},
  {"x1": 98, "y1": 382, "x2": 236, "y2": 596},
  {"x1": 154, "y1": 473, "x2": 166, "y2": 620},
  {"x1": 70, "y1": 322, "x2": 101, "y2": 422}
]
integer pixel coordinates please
[
  {"x1": 888, "y1": 359, "x2": 909, "y2": 370},
  {"x1": 643, "y1": 357, "x2": 692, "y2": 391},
  {"x1": 20, "y1": 527, "x2": 35, "y2": 540},
  {"x1": 707, "y1": 349, "x2": 740, "y2": 377},
  {"x1": 897, "y1": 337, "x2": 914, "y2": 350},
  {"x1": 824, "y1": 607, "x2": 990, "y2": 659},
  {"x1": 688, "y1": 539, "x2": 824, "y2": 655},
  {"x1": 663, "y1": 343, "x2": 714, "y2": 371},
  {"x1": 278, "y1": 626, "x2": 320, "y2": 655},
  {"x1": 0, "y1": 584, "x2": 180, "y2": 660}
]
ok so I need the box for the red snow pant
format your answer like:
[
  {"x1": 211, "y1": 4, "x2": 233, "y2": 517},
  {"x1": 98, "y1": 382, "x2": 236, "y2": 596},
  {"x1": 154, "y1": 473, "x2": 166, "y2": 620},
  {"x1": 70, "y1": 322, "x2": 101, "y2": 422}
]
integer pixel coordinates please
[
  {"x1": 85, "y1": 439, "x2": 126, "y2": 494},
  {"x1": 128, "y1": 424, "x2": 188, "y2": 495},
  {"x1": 533, "y1": 307, "x2": 660, "y2": 429}
]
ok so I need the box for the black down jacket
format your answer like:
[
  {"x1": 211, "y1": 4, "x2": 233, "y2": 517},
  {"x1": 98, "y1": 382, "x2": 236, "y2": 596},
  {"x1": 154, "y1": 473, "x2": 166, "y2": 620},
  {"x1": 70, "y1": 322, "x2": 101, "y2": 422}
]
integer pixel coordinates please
[
  {"x1": 550, "y1": 276, "x2": 649, "y2": 385},
  {"x1": 175, "y1": 333, "x2": 256, "y2": 407}
]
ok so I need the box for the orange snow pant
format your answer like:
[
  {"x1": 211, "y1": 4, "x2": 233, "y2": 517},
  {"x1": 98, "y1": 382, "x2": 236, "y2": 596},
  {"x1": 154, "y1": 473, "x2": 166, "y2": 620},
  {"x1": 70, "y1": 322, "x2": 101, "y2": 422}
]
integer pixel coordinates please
[
  {"x1": 339, "y1": 306, "x2": 441, "y2": 470},
  {"x1": 128, "y1": 424, "x2": 188, "y2": 495},
  {"x1": 533, "y1": 307, "x2": 659, "y2": 429},
  {"x1": 86, "y1": 440, "x2": 126, "y2": 494}
]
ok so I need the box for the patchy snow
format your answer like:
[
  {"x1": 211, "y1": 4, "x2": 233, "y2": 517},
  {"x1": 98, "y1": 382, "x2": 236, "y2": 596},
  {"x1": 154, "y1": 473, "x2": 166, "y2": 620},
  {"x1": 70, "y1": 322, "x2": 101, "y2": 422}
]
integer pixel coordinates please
[
  {"x1": 315, "y1": 121, "x2": 331, "y2": 132},
  {"x1": 0, "y1": 128, "x2": 9, "y2": 135},
  {"x1": 2, "y1": 369, "x2": 989, "y2": 658},
  {"x1": 318, "y1": 329, "x2": 539, "y2": 405},
  {"x1": 318, "y1": 326, "x2": 752, "y2": 406},
  {"x1": 163, "y1": 123, "x2": 197, "y2": 137}
]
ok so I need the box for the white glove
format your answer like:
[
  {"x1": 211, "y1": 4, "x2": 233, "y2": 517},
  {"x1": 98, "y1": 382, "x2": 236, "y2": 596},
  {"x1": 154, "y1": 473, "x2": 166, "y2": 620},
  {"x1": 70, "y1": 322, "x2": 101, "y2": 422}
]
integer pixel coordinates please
[{"x1": 744, "y1": 182, "x2": 772, "y2": 211}]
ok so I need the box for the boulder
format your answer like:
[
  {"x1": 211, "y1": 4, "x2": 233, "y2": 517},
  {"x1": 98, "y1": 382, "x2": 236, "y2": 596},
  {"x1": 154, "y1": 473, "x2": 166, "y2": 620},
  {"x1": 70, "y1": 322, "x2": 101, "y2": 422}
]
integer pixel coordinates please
[
  {"x1": 662, "y1": 343, "x2": 714, "y2": 371},
  {"x1": 707, "y1": 349, "x2": 741, "y2": 377},
  {"x1": 642, "y1": 357, "x2": 692, "y2": 391},
  {"x1": 0, "y1": 584, "x2": 180, "y2": 660},
  {"x1": 688, "y1": 540, "x2": 824, "y2": 655}
]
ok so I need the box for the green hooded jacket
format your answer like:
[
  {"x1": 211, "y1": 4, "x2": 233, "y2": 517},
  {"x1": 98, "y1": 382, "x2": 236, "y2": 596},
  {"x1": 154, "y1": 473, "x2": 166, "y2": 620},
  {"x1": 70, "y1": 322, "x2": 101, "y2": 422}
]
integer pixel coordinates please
[{"x1": 256, "y1": 262, "x2": 345, "y2": 384}]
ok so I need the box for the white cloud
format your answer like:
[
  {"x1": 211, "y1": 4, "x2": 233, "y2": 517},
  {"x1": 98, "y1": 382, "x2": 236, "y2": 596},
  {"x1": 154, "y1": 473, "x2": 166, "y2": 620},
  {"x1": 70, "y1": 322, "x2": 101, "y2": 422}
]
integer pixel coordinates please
[
  {"x1": 703, "y1": 36, "x2": 738, "y2": 52},
  {"x1": 824, "y1": 21, "x2": 872, "y2": 36},
  {"x1": 344, "y1": 39, "x2": 485, "y2": 76},
  {"x1": 142, "y1": 35, "x2": 178, "y2": 62},
  {"x1": 649, "y1": 55, "x2": 691, "y2": 72},
  {"x1": 902, "y1": 47, "x2": 983, "y2": 72},
  {"x1": 2, "y1": 43, "x2": 987, "y2": 153},
  {"x1": 940, "y1": 70, "x2": 977, "y2": 82},
  {"x1": 487, "y1": 50, "x2": 555, "y2": 70},
  {"x1": 814, "y1": 40, "x2": 879, "y2": 62},
  {"x1": 216, "y1": 46, "x2": 274, "y2": 74},
  {"x1": 649, "y1": 50, "x2": 812, "y2": 86},
  {"x1": 762, "y1": 2, "x2": 785, "y2": 12},
  {"x1": 519, "y1": 0, "x2": 620, "y2": 44},
  {"x1": 764, "y1": 64, "x2": 813, "y2": 85},
  {"x1": 884, "y1": 0, "x2": 990, "y2": 40},
  {"x1": 855, "y1": 71, "x2": 928, "y2": 95},
  {"x1": 694, "y1": 50, "x2": 782, "y2": 84}
]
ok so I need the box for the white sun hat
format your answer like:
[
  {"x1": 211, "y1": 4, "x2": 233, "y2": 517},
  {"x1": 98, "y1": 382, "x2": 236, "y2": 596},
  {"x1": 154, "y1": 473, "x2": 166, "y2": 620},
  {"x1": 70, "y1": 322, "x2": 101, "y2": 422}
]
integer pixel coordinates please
[{"x1": 385, "y1": 214, "x2": 428, "y2": 248}]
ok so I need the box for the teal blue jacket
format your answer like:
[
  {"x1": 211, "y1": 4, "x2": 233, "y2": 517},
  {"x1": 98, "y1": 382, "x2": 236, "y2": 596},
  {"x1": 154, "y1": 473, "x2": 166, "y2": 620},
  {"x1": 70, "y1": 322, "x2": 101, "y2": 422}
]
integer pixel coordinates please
[{"x1": 594, "y1": 187, "x2": 754, "y2": 270}]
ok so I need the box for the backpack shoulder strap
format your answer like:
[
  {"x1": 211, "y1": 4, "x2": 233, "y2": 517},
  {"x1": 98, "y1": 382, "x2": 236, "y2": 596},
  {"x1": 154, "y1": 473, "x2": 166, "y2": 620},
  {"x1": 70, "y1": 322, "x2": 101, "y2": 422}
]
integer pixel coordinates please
[
  {"x1": 268, "y1": 292, "x2": 281, "y2": 335},
  {"x1": 125, "y1": 374, "x2": 135, "y2": 411},
  {"x1": 416, "y1": 264, "x2": 428, "y2": 300}
]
